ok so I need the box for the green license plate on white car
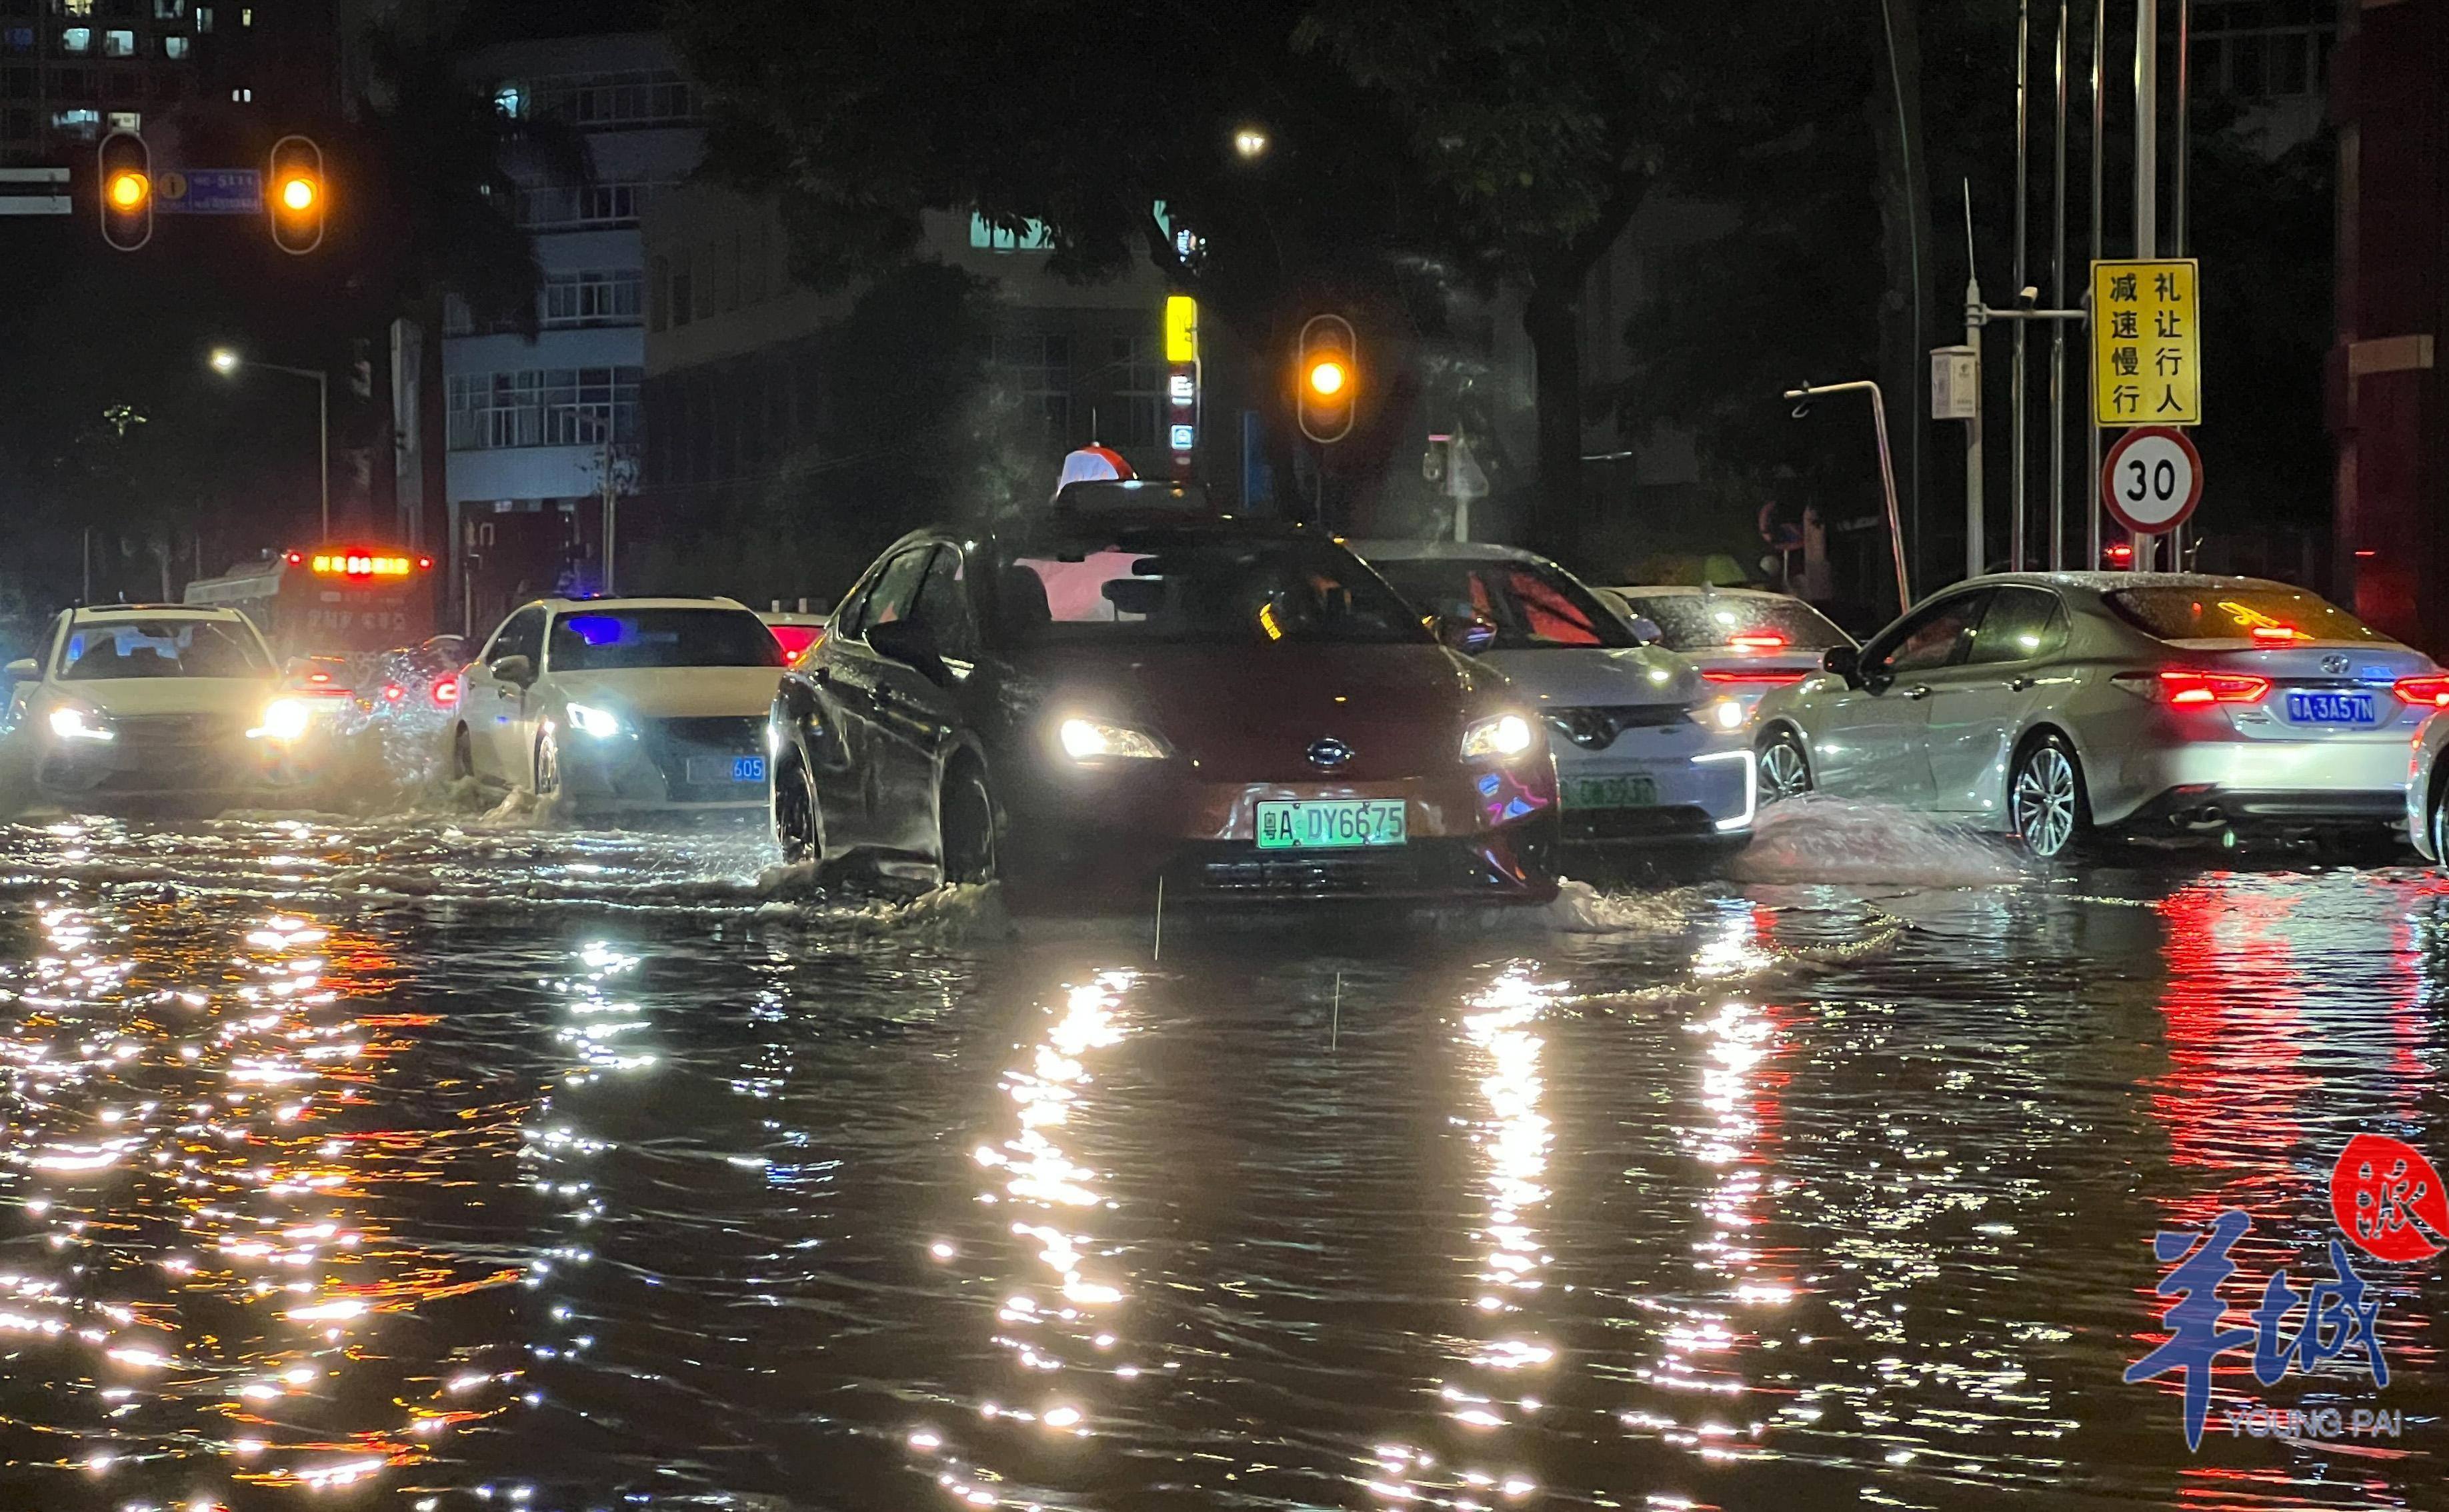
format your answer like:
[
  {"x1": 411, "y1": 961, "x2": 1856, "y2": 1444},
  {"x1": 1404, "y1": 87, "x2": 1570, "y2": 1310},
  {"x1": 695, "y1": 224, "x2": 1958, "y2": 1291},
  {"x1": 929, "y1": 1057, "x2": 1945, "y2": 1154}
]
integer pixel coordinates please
[
  {"x1": 1255, "y1": 799, "x2": 1408, "y2": 849},
  {"x1": 1564, "y1": 774, "x2": 1659, "y2": 809}
]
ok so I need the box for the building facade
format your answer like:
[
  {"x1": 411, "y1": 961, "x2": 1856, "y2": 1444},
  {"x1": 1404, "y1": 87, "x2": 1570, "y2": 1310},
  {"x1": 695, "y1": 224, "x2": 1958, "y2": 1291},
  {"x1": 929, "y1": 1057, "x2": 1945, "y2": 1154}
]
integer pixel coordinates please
[{"x1": 438, "y1": 28, "x2": 699, "y2": 635}]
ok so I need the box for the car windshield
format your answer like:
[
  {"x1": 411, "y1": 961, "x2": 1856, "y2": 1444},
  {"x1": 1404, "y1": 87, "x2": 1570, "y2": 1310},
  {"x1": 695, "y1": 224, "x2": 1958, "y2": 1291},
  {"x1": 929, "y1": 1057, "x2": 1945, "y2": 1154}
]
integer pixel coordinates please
[
  {"x1": 547, "y1": 608, "x2": 787, "y2": 670},
  {"x1": 59, "y1": 619, "x2": 270, "y2": 679},
  {"x1": 995, "y1": 532, "x2": 1426, "y2": 647},
  {"x1": 1372, "y1": 558, "x2": 1636, "y2": 649},
  {"x1": 2104, "y1": 585, "x2": 2390, "y2": 644},
  {"x1": 1613, "y1": 592, "x2": 1853, "y2": 652}
]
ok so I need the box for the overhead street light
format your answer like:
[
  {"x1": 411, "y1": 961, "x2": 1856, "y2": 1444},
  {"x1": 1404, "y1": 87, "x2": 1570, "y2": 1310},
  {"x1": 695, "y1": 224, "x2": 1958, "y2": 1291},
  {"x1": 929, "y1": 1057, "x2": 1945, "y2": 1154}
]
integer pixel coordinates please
[
  {"x1": 1233, "y1": 126, "x2": 1270, "y2": 160},
  {"x1": 210, "y1": 347, "x2": 331, "y2": 537}
]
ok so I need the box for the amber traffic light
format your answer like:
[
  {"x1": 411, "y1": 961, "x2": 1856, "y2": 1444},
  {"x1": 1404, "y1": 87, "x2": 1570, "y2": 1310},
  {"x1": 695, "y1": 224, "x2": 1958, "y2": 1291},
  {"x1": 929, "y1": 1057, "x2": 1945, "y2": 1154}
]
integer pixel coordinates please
[
  {"x1": 96, "y1": 130, "x2": 152, "y2": 251},
  {"x1": 266, "y1": 134, "x2": 325, "y2": 255},
  {"x1": 1296, "y1": 313, "x2": 1357, "y2": 443}
]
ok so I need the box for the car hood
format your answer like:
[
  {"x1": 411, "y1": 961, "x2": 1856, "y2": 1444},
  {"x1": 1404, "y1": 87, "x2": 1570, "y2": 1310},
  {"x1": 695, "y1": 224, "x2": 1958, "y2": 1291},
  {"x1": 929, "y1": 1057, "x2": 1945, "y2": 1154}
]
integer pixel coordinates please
[
  {"x1": 1472, "y1": 645, "x2": 1701, "y2": 709},
  {"x1": 51, "y1": 677, "x2": 281, "y2": 718},
  {"x1": 1009, "y1": 642, "x2": 1502, "y2": 782},
  {"x1": 545, "y1": 666, "x2": 787, "y2": 717}
]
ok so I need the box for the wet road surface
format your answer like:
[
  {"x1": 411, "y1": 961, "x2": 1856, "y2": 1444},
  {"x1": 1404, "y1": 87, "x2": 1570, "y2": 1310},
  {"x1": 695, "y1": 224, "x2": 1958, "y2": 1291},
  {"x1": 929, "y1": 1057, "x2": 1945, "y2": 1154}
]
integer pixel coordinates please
[{"x1": 0, "y1": 799, "x2": 2444, "y2": 1511}]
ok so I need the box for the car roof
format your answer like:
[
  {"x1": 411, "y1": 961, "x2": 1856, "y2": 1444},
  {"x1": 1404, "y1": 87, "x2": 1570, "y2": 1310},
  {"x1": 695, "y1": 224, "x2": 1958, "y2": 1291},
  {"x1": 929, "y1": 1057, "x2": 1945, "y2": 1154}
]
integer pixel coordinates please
[
  {"x1": 1953, "y1": 571, "x2": 2307, "y2": 595},
  {"x1": 530, "y1": 595, "x2": 756, "y2": 613},
  {"x1": 1606, "y1": 583, "x2": 1789, "y2": 601},
  {"x1": 759, "y1": 611, "x2": 828, "y2": 625},
  {"x1": 1344, "y1": 538, "x2": 1549, "y2": 565},
  {"x1": 72, "y1": 603, "x2": 249, "y2": 621}
]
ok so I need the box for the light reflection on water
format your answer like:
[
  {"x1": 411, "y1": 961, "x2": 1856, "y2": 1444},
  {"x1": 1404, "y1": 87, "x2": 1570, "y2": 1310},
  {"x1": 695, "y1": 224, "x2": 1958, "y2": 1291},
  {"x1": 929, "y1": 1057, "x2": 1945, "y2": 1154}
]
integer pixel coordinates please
[{"x1": 0, "y1": 813, "x2": 2443, "y2": 1511}]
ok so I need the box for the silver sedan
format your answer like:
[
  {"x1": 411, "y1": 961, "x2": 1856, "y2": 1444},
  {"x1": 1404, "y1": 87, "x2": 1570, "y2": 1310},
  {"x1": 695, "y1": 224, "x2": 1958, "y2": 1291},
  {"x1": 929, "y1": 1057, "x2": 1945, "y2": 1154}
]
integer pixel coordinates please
[{"x1": 1751, "y1": 572, "x2": 2442, "y2": 857}]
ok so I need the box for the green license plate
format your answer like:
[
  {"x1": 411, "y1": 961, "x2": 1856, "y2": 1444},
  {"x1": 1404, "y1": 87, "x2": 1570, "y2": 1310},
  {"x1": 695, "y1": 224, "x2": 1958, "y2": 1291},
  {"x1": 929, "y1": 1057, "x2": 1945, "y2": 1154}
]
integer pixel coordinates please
[
  {"x1": 1565, "y1": 774, "x2": 1659, "y2": 809},
  {"x1": 1254, "y1": 798, "x2": 1408, "y2": 849}
]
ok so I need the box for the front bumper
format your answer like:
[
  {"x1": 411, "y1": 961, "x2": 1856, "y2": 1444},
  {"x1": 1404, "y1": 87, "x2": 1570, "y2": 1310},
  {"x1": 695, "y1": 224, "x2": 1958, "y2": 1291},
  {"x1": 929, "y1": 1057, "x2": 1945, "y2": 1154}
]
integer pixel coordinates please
[
  {"x1": 35, "y1": 732, "x2": 306, "y2": 803},
  {"x1": 556, "y1": 715, "x2": 769, "y2": 809},
  {"x1": 1551, "y1": 739, "x2": 1757, "y2": 847},
  {"x1": 1001, "y1": 759, "x2": 1561, "y2": 905}
]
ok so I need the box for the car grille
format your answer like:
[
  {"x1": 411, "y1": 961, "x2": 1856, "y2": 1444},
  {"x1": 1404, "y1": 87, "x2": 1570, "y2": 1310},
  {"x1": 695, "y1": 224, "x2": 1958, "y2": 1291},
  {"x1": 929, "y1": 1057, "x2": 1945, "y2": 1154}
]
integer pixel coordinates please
[
  {"x1": 1561, "y1": 804, "x2": 1718, "y2": 843},
  {"x1": 639, "y1": 715, "x2": 765, "y2": 803},
  {"x1": 1543, "y1": 705, "x2": 1687, "y2": 751},
  {"x1": 113, "y1": 713, "x2": 247, "y2": 745},
  {"x1": 1175, "y1": 837, "x2": 1534, "y2": 899}
]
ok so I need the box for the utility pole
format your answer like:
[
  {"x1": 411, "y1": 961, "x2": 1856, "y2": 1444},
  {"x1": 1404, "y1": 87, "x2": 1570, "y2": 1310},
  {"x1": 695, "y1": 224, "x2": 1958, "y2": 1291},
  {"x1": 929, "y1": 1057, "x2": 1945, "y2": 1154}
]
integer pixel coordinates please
[
  {"x1": 2088, "y1": 0, "x2": 2107, "y2": 571},
  {"x1": 2048, "y1": 0, "x2": 2070, "y2": 569},
  {"x1": 1964, "y1": 185, "x2": 1985, "y2": 579},
  {"x1": 2132, "y1": 0, "x2": 2159, "y2": 570},
  {"x1": 2011, "y1": 0, "x2": 2031, "y2": 571},
  {"x1": 2169, "y1": 0, "x2": 2192, "y2": 568}
]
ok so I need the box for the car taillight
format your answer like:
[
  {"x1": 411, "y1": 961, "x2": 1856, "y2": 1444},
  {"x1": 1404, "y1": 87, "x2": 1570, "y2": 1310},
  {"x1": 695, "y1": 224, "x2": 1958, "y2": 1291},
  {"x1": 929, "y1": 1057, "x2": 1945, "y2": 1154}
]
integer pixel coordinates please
[
  {"x1": 381, "y1": 683, "x2": 406, "y2": 703},
  {"x1": 1702, "y1": 669, "x2": 1808, "y2": 686},
  {"x1": 431, "y1": 675, "x2": 461, "y2": 708},
  {"x1": 2250, "y1": 624, "x2": 2302, "y2": 646},
  {"x1": 2114, "y1": 669, "x2": 2272, "y2": 706},
  {"x1": 2393, "y1": 675, "x2": 2449, "y2": 707},
  {"x1": 1729, "y1": 633, "x2": 1788, "y2": 652}
]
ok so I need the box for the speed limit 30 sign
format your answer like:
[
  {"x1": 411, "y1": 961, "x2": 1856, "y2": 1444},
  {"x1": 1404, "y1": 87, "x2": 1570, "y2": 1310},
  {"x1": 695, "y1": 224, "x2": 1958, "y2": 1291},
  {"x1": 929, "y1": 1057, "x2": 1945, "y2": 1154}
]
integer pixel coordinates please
[{"x1": 2100, "y1": 425, "x2": 2203, "y2": 535}]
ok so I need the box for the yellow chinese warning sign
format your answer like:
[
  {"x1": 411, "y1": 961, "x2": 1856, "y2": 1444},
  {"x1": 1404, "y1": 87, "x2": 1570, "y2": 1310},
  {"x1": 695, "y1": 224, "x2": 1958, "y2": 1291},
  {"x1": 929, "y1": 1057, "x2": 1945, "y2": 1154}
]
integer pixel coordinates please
[{"x1": 2092, "y1": 258, "x2": 2200, "y2": 426}]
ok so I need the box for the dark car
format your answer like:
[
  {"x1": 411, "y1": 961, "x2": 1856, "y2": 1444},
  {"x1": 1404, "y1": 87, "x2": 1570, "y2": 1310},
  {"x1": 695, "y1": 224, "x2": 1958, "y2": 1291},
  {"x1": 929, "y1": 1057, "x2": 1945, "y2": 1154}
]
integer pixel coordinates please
[{"x1": 767, "y1": 515, "x2": 1561, "y2": 905}]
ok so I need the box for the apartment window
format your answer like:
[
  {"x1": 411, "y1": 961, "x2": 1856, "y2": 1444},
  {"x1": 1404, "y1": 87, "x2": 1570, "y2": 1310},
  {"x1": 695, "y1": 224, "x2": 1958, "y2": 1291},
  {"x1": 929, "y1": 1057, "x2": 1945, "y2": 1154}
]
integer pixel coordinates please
[
  {"x1": 1, "y1": 31, "x2": 31, "y2": 55},
  {"x1": 50, "y1": 104, "x2": 97, "y2": 137},
  {"x1": 160, "y1": 32, "x2": 183, "y2": 57},
  {"x1": 3, "y1": 107, "x2": 35, "y2": 140},
  {"x1": 493, "y1": 83, "x2": 522, "y2": 119},
  {"x1": 2191, "y1": 0, "x2": 2333, "y2": 99},
  {"x1": 193, "y1": 3, "x2": 208, "y2": 29},
  {"x1": 239, "y1": 5, "x2": 247, "y2": 23},
  {"x1": 98, "y1": 23, "x2": 125, "y2": 50},
  {"x1": 988, "y1": 333, "x2": 1071, "y2": 442},
  {"x1": 104, "y1": 108, "x2": 135, "y2": 130},
  {"x1": 59, "y1": 0, "x2": 94, "y2": 13},
  {"x1": 1109, "y1": 335, "x2": 1165, "y2": 449},
  {"x1": 541, "y1": 269, "x2": 642, "y2": 329},
  {"x1": 151, "y1": 0, "x2": 185, "y2": 17},
  {"x1": 52, "y1": 63, "x2": 90, "y2": 95},
  {"x1": 969, "y1": 212, "x2": 1051, "y2": 253},
  {"x1": 521, "y1": 68, "x2": 697, "y2": 129},
  {"x1": 447, "y1": 367, "x2": 642, "y2": 451},
  {"x1": 515, "y1": 177, "x2": 655, "y2": 230},
  {"x1": 102, "y1": 65, "x2": 135, "y2": 98},
  {"x1": 442, "y1": 293, "x2": 474, "y2": 337},
  {"x1": 59, "y1": 23, "x2": 89, "y2": 49}
]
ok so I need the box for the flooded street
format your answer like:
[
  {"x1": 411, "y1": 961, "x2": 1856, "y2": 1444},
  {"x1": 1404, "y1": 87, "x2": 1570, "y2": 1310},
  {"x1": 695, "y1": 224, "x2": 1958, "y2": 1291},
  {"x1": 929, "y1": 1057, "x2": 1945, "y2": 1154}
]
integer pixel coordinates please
[{"x1": 1, "y1": 803, "x2": 2444, "y2": 1512}]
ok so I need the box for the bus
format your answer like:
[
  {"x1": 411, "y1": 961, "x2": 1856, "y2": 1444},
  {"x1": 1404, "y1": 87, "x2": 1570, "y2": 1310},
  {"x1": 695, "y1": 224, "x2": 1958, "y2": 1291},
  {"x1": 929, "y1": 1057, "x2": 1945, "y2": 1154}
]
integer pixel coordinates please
[{"x1": 184, "y1": 546, "x2": 440, "y2": 664}]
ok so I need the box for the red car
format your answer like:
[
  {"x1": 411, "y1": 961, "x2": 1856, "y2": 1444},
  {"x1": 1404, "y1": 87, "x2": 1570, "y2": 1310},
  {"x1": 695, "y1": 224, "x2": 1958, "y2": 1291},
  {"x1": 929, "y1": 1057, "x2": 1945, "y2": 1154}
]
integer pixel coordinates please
[{"x1": 767, "y1": 508, "x2": 1560, "y2": 905}]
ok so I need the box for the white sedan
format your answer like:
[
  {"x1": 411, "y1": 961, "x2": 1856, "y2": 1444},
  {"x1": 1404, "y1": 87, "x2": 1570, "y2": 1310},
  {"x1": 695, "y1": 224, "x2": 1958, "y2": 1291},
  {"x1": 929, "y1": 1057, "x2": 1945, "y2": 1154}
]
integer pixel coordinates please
[
  {"x1": 445, "y1": 596, "x2": 790, "y2": 810},
  {"x1": 1753, "y1": 572, "x2": 2440, "y2": 857},
  {"x1": 1354, "y1": 540, "x2": 1756, "y2": 854},
  {"x1": 4, "y1": 605, "x2": 316, "y2": 809}
]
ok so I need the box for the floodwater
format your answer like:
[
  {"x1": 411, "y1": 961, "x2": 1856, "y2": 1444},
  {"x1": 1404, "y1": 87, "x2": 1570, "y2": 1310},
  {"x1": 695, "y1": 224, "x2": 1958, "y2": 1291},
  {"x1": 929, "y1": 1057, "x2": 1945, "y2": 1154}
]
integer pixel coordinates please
[{"x1": 0, "y1": 795, "x2": 2444, "y2": 1512}]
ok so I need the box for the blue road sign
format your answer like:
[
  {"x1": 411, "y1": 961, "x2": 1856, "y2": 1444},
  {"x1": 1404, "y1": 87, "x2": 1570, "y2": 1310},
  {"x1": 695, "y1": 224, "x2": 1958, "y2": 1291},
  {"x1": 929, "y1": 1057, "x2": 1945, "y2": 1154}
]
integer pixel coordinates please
[{"x1": 157, "y1": 168, "x2": 262, "y2": 215}]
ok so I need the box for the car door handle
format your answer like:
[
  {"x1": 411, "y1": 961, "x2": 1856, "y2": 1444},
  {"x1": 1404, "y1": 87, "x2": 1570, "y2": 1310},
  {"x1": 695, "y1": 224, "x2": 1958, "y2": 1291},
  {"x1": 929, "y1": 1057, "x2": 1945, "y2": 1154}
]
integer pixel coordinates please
[
  {"x1": 2008, "y1": 675, "x2": 2036, "y2": 692},
  {"x1": 1904, "y1": 684, "x2": 1932, "y2": 700}
]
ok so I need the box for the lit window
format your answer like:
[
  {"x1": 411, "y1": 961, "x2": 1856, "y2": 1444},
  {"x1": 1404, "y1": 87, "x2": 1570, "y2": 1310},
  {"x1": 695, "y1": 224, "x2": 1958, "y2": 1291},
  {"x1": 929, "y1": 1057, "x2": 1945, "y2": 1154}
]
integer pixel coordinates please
[
  {"x1": 195, "y1": 5, "x2": 211, "y2": 31},
  {"x1": 63, "y1": 0, "x2": 96, "y2": 15},
  {"x1": 493, "y1": 84, "x2": 523, "y2": 119},
  {"x1": 106, "y1": 111, "x2": 139, "y2": 131},
  {"x1": 52, "y1": 106, "x2": 99, "y2": 139},
  {"x1": 101, "y1": 29, "x2": 133, "y2": 56},
  {"x1": 967, "y1": 211, "x2": 1051, "y2": 252},
  {"x1": 241, "y1": 7, "x2": 251, "y2": 25},
  {"x1": 61, "y1": 26, "x2": 92, "y2": 52},
  {"x1": 162, "y1": 34, "x2": 186, "y2": 58},
  {"x1": 153, "y1": 1, "x2": 189, "y2": 19}
]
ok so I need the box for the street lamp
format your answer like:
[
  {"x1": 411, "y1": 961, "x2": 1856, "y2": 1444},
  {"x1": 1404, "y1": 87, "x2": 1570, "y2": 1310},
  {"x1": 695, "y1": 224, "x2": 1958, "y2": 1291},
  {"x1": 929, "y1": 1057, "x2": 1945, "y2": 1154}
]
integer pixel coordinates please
[
  {"x1": 209, "y1": 347, "x2": 329, "y2": 537},
  {"x1": 1233, "y1": 125, "x2": 1270, "y2": 160}
]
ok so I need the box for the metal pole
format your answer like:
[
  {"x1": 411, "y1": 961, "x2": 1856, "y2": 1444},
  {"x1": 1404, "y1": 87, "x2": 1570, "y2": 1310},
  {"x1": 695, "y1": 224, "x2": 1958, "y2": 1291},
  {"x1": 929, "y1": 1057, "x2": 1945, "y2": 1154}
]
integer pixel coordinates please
[
  {"x1": 2170, "y1": 0, "x2": 2191, "y2": 567},
  {"x1": 317, "y1": 370, "x2": 330, "y2": 541},
  {"x1": 2088, "y1": 0, "x2": 2106, "y2": 570},
  {"x1": 2050, "y1": 0, "x2": 2070, "y2": 569},
  {"x1": 2132, "y1": 0, "x2": 2158, "y2": 571},
  {"x1": 1964, "y1": 185, "x2": 1985, "y2": 580},
  {"x1": 2012, "y1": 0, "x2": 2031, "y2": 571},
  {"x1": 1784, "y1": 380, "x2": 1910, "y2": 614}
]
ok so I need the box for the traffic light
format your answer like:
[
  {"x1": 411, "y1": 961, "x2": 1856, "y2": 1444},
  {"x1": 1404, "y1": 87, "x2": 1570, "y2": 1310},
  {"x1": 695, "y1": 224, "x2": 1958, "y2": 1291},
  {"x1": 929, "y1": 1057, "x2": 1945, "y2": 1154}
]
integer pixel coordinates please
[
  {"x1": 96, "y1": 130, "x2": 151, "y2": 251},
  {"x1": 266, "y1": 134, "x2": 325, "y2": 255},
  {"x1": 1296, "y1": 313, "x2": 1357, "y2": 443}
]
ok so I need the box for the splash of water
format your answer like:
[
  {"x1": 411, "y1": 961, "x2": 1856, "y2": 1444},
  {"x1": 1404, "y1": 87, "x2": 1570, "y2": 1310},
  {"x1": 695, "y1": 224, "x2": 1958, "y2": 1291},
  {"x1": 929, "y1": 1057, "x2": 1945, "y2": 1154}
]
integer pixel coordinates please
[{"x1": 1730, "y1": 795, "x2": 2029, "y2": 887}]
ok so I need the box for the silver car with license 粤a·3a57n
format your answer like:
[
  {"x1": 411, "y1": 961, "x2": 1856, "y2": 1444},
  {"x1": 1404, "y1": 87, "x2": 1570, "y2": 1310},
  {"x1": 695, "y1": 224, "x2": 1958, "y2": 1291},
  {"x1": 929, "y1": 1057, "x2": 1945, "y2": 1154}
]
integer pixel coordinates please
[{"x1": 1749, "y1": 573, "x2": 2443, "y2": 857}]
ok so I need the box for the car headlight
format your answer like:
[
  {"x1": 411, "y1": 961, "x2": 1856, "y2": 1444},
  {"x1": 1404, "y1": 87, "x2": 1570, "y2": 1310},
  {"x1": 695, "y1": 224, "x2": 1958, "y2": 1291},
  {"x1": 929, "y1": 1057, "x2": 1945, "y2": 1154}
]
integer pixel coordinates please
[
  {"x1": 48, "y1": 705, "x2": 115, "y2": 743},
  {"x1": 1460, "y1": 711, "x2": 1538, "y2": 761},
  {"x1": 249, "y1": 697, "x2": 312, "y2": 741},
  {"x1": 565, "y1": 702, "x2": 622, "y2": 739},
  {"x1": 1704, "y1": 697, "x2": 1748, "y2": 732},
  {"x1": 1057, "y1": 716, "x2": 1165, "y2": 761}
]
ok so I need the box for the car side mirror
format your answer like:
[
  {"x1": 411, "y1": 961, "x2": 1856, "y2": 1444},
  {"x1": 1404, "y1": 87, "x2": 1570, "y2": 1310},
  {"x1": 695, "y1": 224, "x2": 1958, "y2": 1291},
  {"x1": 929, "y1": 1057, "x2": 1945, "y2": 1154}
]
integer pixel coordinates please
[
  {"x1": 489, "y1": 654, "x2": 535, "y2": 687},
  {"x1": 1626, "y1": 615, "x2": 1664, "y2": 647},
  {"x1": 1434, "y1": 613, "x2": 1498, "y2": 655},
  {"x1": 865, "y1": 618, "x2": 949, "y2": 685},
  {"x1": 1822, "y1": 645, "x2": 1862, "y2": 687},
  {"x1": 4, "y1": 657, "x2": 35, "y2": 680}
]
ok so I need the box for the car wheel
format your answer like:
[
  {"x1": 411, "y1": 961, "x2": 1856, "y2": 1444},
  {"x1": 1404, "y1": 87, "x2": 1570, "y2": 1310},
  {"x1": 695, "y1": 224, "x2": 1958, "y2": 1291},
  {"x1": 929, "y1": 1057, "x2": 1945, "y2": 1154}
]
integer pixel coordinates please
[
  {"x1": 2429, "y1": 777, "x2": 2449, "y2": 868},
  {"x1": 1758, "y1": 729, "x2": 1812, "y2": 802},
  {"x1": 2009, "y1": 733, "x2": 2088, "y2": 859},
  {"x1": 772, "y1": 753, "x2": 823, "y2": 863},
  {"x1": 939, "y1": 764, "x2": 997, "y2": 885},
  {"x1": 450, "y1": 725, "x2": 475, "y2": 782},
  {"x1": 533, "y1": 727, "x2": 561, "y2": 798}
]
